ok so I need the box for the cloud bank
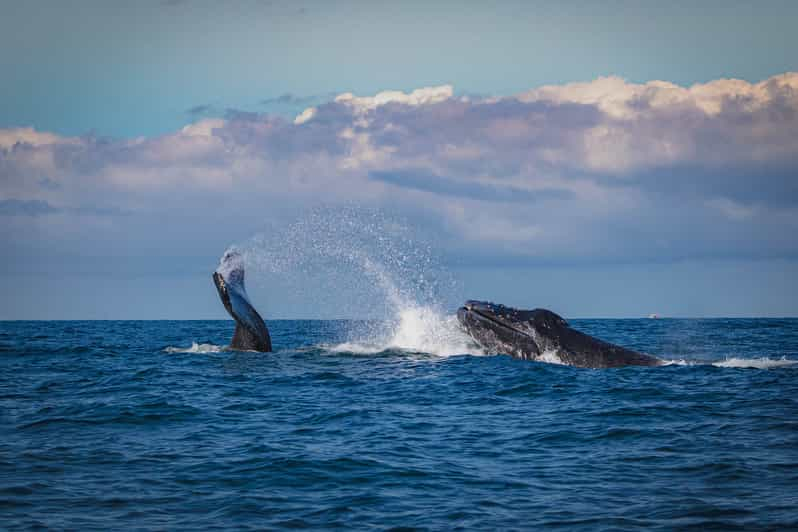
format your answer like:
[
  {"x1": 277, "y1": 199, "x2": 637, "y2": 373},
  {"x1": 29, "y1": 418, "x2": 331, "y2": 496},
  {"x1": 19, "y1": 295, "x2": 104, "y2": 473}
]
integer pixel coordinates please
[{"x1": 2, "y1": 73, "x2": 797, "y2": 269}]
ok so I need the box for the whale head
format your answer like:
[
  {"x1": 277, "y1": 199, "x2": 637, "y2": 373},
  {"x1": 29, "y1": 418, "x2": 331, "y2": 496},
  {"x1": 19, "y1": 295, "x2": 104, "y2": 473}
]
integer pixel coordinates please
[
  {"x1": 456, "y1": 300, "x2": 568, "y2": 360},
  {"x1": 457, "y1": 300, "x2": 662, "y2": 368}
]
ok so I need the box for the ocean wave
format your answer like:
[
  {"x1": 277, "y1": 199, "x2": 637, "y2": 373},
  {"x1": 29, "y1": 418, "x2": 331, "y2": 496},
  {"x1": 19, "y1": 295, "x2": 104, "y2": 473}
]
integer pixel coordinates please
[
  {"x1": 164, "y1": 342, "x2": 225, "y2": 354},
  {"x1": 662, "y1": 357, "x2": 798, "y2": 369},
  {"x1": 711, "y1": 357, "x2": 798, "y2": 369},
  {"x1": 4, "y1": 318, "x2": 798, "y2": 530}
]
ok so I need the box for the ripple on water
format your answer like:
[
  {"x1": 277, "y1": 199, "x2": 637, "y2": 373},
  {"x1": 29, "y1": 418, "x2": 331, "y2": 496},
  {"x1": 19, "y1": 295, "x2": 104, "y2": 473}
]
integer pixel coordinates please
[{"x1": 0, "y1": 319, "x2": 797, "y2": 529}]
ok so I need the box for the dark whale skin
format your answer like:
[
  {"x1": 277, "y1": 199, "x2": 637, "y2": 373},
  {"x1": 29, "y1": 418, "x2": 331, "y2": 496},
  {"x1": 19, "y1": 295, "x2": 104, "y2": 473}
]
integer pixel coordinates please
[
  {"x1": 213, "y1": 250, "x2": 272, "y2": 352},
  {"x1": 458, "y1": 301, "x2": 661, "y2": 369}
]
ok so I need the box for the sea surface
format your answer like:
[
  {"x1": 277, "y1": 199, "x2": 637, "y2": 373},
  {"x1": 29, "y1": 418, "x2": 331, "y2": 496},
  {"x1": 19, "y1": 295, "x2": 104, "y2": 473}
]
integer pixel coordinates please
[{"x1": 1, "y1": 318, "x2": 797, "y2": 530}]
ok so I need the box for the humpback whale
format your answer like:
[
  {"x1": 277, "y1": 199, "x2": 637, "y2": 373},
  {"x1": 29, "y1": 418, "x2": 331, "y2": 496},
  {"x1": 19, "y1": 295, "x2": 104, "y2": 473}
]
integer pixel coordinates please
[
  {"x1": 212, "y1": 249, "x2": 272, "y2": 352},
  {"x1": 457, "y1": 300, "x2": 661, "y2": 368}
]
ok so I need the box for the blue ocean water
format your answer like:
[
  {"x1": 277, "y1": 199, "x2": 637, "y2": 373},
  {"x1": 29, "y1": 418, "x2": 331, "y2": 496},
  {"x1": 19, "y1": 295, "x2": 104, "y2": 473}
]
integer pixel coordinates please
[{"x1": 1, "y1": 318, "x2": 797, "y2": 530}]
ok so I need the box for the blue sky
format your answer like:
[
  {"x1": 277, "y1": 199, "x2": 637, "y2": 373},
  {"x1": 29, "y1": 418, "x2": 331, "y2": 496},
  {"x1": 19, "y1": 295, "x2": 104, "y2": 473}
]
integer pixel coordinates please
[
  {"x1": 3, "y1": 0, "x2": 797, "y2": 137},
  {"x1": 1, "y1": 0, "x2": 797, "y2": 318}
]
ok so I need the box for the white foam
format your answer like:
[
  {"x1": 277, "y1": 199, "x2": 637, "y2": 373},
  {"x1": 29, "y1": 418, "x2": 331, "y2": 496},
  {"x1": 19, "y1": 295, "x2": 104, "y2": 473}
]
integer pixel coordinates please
[
  {"x1": 386, "y1": 306, "x2": 480, "y2": 356},
  {"x1": 164, "y1": 342, "x2": 225, "y2": 354},
  {"x1": 711, "y1": 357, "x2": 798, "y2": 369},
  {"x1": 328, "y1": 248, "x2": 482, "y2": 356},
  {"x1": 661, "y1": 359, "x2": 692, "y2": 366},
  {"x1": 329, "y1": 306, "x2": 483, "y2": 357},
  {"x1": 661, "y1": 357, "x2": 797, "y2": 368},
  {"x1": 537, "y1": 349, "x2": 566, "y2": 365},
  {"x1": 325, "y1": 341, "x2": 383, "y2": 355}
]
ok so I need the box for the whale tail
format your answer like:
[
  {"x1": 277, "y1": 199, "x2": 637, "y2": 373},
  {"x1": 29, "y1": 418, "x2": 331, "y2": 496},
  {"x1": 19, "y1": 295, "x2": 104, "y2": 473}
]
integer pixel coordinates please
[
  {"x1": 213, "y1": 249, "x2": 272, "y2": 352},
  {"x1": 231, "y1": 321, "x2": 270, "y2": 351}
]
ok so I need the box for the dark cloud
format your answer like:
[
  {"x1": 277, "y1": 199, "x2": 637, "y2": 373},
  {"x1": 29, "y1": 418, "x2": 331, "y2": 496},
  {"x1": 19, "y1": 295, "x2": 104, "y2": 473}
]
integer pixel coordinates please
[
  {"x1": 261, "y1": 94, "x2": 311, "y2": 106},
  {"x1": 260, "y1": 92, "x2": 336, "y2": 107},
  {"x1": 70, "y1": 205, "x2": 131, "y2": 217},
  {"x1": 370, "y1": 169, "x2": 574, "y2": 203},
  {"x1": 38, "y1": 177, "x2": 61, "y2": 190},
  {"x1": 186, "y1": 104, "x2": 215, "y2": 116},
  {"x1": 623, "y1": 162, "x2": 798, "y2": 208},
  {"x1": 0, "y1": 199, "x2": 129, "y2": 217},
  {"x1": 0, "y1": 199, "x2": 58, "y2": 216},
  {"x1": 223, "y1": 108, "x2": 260, "y2": 122}
]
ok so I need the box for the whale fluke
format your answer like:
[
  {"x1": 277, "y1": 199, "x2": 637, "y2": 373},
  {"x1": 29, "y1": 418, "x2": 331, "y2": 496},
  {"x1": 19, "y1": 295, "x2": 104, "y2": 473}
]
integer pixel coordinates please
[{"x1": 213, "y1": 249, "x2": 272, "y2": 352}]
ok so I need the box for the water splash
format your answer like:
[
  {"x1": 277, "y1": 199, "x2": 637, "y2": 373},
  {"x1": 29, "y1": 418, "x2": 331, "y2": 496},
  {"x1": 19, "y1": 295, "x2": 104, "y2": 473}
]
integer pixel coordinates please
[
  {"x1": 233, "y1": 206, "x2": 478, "y2": 356},
  {"x1": 330, "y1": 306, "x2": 480, "y2": 357}
]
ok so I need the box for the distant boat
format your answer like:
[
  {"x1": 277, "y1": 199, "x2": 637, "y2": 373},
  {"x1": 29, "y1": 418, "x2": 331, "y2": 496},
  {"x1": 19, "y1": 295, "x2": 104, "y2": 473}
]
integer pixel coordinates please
[{"x1": 648, "y1": 313, "x2": 659, "y2": 319}]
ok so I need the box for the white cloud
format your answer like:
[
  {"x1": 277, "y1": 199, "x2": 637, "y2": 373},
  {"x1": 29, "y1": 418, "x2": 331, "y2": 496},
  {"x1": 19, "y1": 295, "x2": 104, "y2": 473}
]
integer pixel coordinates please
[
  {"x1": 2, "y1": 72, "x2": 797, "y2": 264},
  {"x1": 293, "y1": 107, "x2": 316, "y2": 125},
  {"x1": 294, "y1": 85, "x2": 453, "y2": 125},
  {"x1": 0, "y1": 127, "x2": 77, "y2": 149},
  {"x1": 334, "y1": 84, "x2": 454, "y2": 112},
  {"x1": 180, "y1": 118, "x2": 226, "y2": 137},
  {"x1": 518, "y1": 72, "x2": 798, "y2": 118}
]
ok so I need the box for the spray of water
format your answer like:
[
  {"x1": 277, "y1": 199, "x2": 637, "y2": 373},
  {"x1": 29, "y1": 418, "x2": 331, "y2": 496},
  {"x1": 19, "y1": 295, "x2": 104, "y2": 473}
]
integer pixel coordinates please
[
  {"x1": 205, "y1": 208, "x2": 794, "y2": 366},
  {"x1": 235, "y1": 206, "x2": 481, "y2": 356}
]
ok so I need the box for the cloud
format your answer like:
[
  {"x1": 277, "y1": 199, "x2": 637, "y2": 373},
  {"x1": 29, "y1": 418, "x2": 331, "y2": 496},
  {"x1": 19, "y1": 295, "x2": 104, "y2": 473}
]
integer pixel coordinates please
[
  {"x1": 0, "y1": 127, "x2": 76, "y2": 149},
  {"x1": 331, "y1": 85, "x2": 454, "y2": 113},
  {"x1": 0, "y1": 198, "x2": 128, "y2": 217},
  {"x1": 260, "y1": 93, "x2": 323, "y2": 106},
  {"x1": 1, "y1": 73, "x2": 797, "y2": 267},
  {"x1": 514, "y1": 73, "x2": 798, "y2": 173},
  {"x1": 186, "y1": 104, "x2": 215, "y2": 116},
  {"x1": 369, "y1": 168, "x2": 574, "y2": 203},
  {"x1": 0, "y1": 199, "x2": 58, "y2": 216},
  {"x1": 293, "y1": 107, "x2": 316, "y2": 125}
]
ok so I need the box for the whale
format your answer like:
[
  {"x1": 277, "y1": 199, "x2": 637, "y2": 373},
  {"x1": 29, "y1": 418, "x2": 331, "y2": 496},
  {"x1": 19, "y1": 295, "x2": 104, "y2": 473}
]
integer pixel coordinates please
[
  {"x1": 212, "y1": 249, "x2": 272, "y2": 352},
  {"x1": 457, "y1": 300, "x2": 661, "y2": 368}
]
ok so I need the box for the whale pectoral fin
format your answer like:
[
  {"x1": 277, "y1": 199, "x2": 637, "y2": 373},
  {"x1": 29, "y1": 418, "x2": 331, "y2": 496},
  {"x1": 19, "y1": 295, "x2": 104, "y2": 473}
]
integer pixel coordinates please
[{"x1": 231, "y1": 322, "x2": 272, "y2": 352}]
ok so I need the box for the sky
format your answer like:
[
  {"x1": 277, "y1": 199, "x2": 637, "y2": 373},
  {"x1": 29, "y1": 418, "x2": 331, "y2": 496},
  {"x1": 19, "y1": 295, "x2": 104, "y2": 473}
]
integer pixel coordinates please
[{"x1": 1, "y1": 0, "x2": 797, "y2": 319}]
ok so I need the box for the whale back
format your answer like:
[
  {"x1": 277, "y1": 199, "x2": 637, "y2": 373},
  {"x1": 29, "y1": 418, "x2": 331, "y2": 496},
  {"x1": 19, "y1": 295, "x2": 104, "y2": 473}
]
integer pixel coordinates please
[{"x1": 458, "y1": 301, "x2": 661, "y2": 368}]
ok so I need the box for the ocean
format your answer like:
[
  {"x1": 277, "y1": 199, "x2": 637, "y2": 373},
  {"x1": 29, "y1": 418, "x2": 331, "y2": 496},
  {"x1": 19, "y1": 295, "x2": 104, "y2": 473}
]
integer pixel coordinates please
[{"x1": 1, "y1": 317, "x2": 797, "y2": 530}]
